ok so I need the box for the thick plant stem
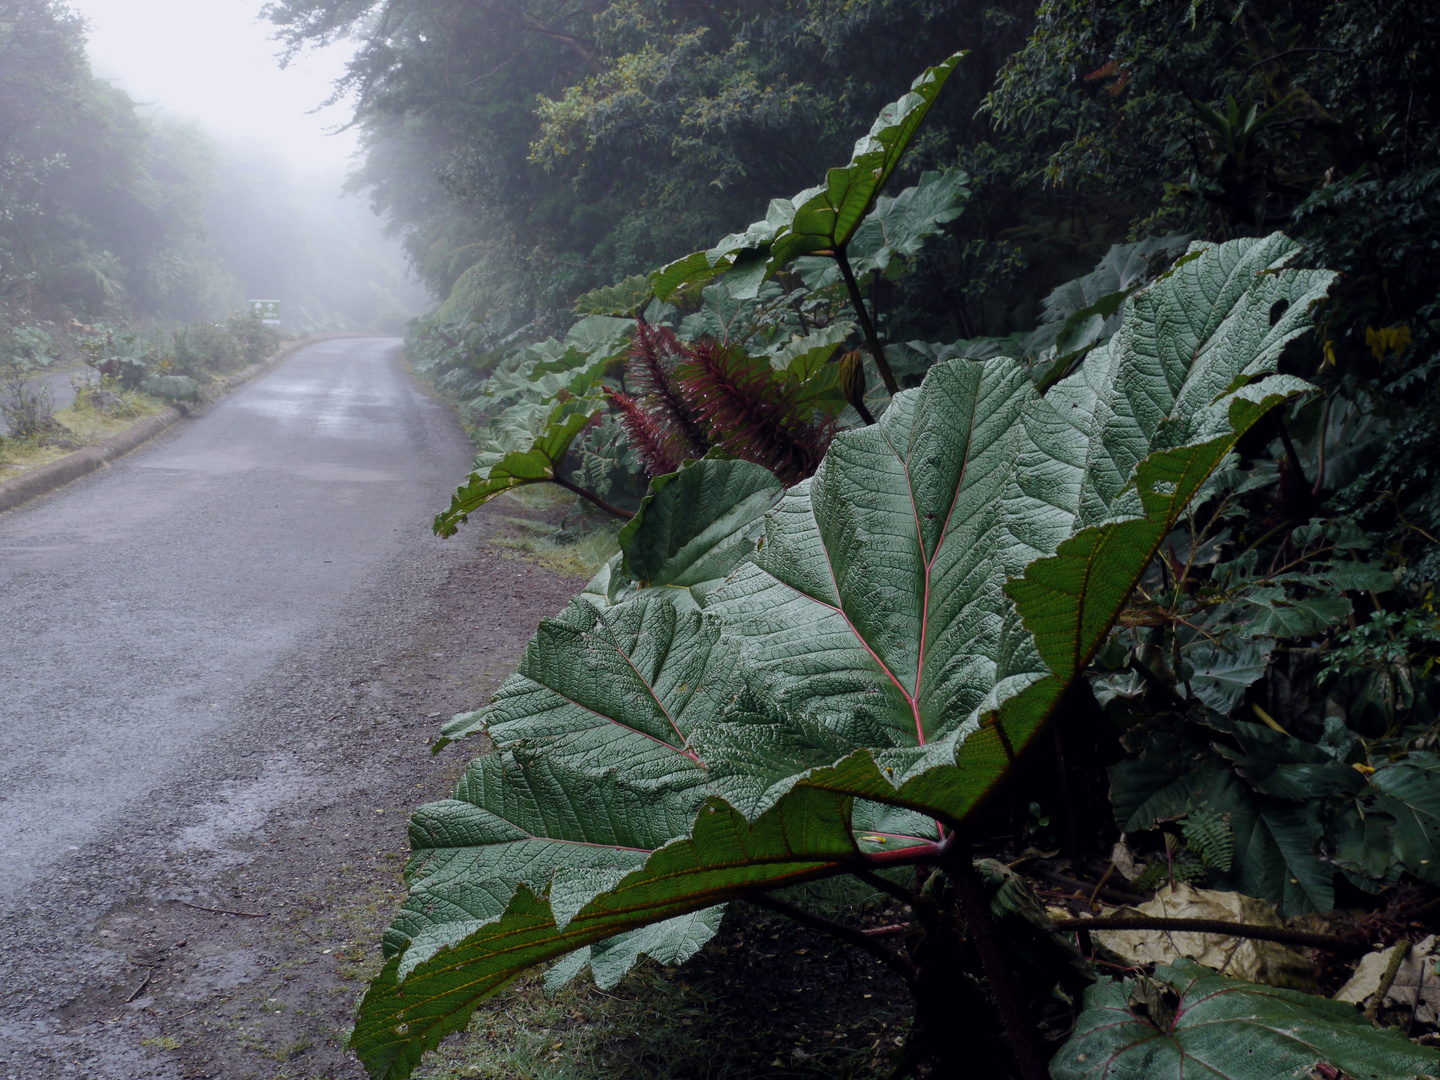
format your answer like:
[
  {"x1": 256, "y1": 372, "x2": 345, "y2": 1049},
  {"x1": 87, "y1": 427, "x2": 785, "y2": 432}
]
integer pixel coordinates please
[
  {"x1": 1051, "y1": 915, "x2": 1370, "y2": 954},
  {"x1": 551, "y1": 474, "x2": 635, "y2": 520},
  {"x1": 748, "y1": 894, "x2": 917, "y2": 987},
  {"x1": 1273, "y1": 412, "x2": 1304, "y2": 480},
  {"x1": 834, "y1": 246, "x2": 900, "y2": 396},
  {"x1": 947, "y1": 855, "x2": 1050, "y2": 1080}
]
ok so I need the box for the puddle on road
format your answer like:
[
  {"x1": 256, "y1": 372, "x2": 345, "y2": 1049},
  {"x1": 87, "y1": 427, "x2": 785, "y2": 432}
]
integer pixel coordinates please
[
  {"x1": 172, "y1": 757, "x2": 311, "y2": 874},
  {"x1": 287, "y1": 462, "x2": 397, "y2": 483}
]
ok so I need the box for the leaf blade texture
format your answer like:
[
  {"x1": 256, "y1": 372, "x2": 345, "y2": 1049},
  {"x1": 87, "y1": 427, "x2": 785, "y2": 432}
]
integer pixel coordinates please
[{"x1": 358, "y1": 235, "x2": 1336, "y2": 1078}]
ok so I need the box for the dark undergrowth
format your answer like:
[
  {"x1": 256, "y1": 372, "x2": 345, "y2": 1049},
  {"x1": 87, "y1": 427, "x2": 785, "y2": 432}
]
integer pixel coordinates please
[{"x1": 415, "y1": 882, "x2": 915, "y2": 1080}]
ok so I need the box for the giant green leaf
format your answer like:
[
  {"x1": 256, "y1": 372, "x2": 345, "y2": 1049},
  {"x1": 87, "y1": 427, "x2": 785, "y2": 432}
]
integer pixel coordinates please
[
  {"x1": 1052, "y1": 958, "x2": 1440, "y2": 1080},
  {"x1": 359, "y1": 237, "x2": 1335, "y2": 1078},
  {"x1": 1022, "y1": 233, "x2": 1192, "y2": 359},
  {"x1": 766, "y1": 321, "x2": 853, "y2": 379},
  {"x1": 707, "y1": 236, "x2": 1333, "y2": 821},
  {"x1": 572, "y1": 275, "x2": 653, "y2": 318},
  {"x1": 434, "y1": 392, "x2": 603, "y2": 537},
  {"x1": 651, "y1": 55, "x2": 965, "y2": 301},
  {"x1": 675, "y1": 279, "x2": 774, "y2": 345},
  {"x1": 616, "y1": 458, "x2": 783, "y2": 608},
  {"x1": 793, "y1": 169, "x2": 971, "y2": 290},
  {"x1": 554, "y1": 314, "x2": 635, "y2": 368},
  {"x1": 466, "y1": 316, "x2": 632, "y2": 414},
  {"x1": 1368, "y1": 752, "x2": 1440, "y2": 885},
  {"x1": 353, "y1": 785, "x2": 866, "y2": 1080},
  {"x1": 370, "y1": 590, "x2": 750, "y2": 1074}
]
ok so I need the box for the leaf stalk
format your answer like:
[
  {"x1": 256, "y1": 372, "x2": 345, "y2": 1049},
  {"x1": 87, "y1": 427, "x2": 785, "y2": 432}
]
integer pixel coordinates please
[
  {"x1": 551, "y1": 473, "x2": 635, "y2": 520},
  {"x1": 834, "y1": 245, "x2": 900, "y2": 395}
]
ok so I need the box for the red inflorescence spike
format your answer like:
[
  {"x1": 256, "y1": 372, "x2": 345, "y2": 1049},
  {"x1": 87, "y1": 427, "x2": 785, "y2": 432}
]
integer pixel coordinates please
[
  {"x1": 674, "y1": 338, "x2": 830, "y2": 486},
  {"x1": 606, "y1": 387, "x2": 680, "y2": 478},
  {"x1": 627, "y1": 322, "x2": 710, "y2": 460}
]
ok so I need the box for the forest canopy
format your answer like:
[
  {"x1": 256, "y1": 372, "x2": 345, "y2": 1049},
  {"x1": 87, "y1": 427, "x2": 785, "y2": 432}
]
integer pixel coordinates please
[{"x1": 270, "y1": 0, "x2": 1440, "y2": 558}]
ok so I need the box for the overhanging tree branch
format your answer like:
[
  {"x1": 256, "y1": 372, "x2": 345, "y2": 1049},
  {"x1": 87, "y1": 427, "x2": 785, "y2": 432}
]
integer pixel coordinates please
[{"x1": 517, "y1": 12, "x2": 605, "y2": 74}]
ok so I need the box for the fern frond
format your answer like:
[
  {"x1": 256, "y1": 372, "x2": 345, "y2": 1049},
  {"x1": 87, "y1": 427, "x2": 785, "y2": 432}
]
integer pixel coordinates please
[{"x1": 1183, "y1": 804, "x2": 1234, "y2": 872}]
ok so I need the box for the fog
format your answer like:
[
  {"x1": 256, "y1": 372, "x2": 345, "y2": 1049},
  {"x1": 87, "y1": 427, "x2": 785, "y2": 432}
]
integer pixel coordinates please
[
  {"x1": 74, "y1": 0, "x2": 355, "y2": 171},
  {"x1": 63, "y1": 0, "x2": 430, "y2": 329}
]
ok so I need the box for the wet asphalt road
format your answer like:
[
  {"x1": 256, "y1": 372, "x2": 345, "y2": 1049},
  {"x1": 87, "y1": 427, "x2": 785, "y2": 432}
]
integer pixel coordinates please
[{"x1": 0, "y1": 338, "x2": 476, "y2": 1076}]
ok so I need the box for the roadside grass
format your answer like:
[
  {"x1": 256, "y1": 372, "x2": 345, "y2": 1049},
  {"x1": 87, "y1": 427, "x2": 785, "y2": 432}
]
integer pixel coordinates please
[
  {"x1": 489, "y1": 488, "x2": 622, "y2": 577},
  {"x1": 0, "y1": 387, "x2": 164, "y2": 478}
]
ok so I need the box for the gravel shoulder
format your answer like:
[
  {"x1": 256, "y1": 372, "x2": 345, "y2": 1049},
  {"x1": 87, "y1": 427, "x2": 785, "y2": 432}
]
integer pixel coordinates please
[
  {"x1": 0, "y1": 339, "x2": 590, "y2": 1080},
  {"x1": 63, "y1": 518, "x2": 588, "y2": 1080}
]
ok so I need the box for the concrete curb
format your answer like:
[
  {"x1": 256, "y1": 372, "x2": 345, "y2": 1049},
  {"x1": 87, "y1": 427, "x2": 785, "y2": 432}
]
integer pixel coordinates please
[{"x1": 0, "y1": 333, "x2": 391, "y2": 514}]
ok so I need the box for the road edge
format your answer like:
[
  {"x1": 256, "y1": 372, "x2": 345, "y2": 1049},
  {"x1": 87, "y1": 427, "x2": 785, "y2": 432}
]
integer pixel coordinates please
[{"x1": 0, "y1": 333, "x2": 391, "y2": 515}]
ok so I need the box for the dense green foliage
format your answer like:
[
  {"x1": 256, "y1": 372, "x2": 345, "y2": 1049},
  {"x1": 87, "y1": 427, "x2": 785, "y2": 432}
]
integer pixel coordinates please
[
  {"x1": 1, "y1": 0, "x2": 229, "y2": 319},
  {"x1": 257, "y1": 1, "x2": 1440, "y2": 1077},
  {"x1": 265, "y1": 0, "x2": 1027, "y2": 331},
  {"x1": 357, "y1": 77, "x2": 1437, "y2": 1078},
  {"x1": 987, "y1": 0, "x2": 1440, "y2": 574}
]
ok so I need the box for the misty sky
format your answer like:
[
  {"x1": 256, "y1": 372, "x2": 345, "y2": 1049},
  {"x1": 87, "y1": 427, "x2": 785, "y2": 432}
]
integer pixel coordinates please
[{"x1": 71, "y1": 0, "x2": 358, "y2": 172}]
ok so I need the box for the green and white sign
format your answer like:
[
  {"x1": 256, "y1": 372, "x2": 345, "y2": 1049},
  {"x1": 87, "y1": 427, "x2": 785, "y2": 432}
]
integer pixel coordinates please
[{"x1": 249, "y1": 299, "x2": 281, "y2": 327}]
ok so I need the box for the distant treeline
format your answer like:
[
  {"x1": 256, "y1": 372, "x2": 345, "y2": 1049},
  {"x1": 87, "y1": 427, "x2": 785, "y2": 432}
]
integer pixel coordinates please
[
  {"x1": 266, "y1": 0, "x2": 1437, "y2": 350},
  {"x1": 0, "y1": 0, "x2": 419, "y2": 335},
  {"x1": 268, "y1": 0, "x2": 1440, "y2": 578}
]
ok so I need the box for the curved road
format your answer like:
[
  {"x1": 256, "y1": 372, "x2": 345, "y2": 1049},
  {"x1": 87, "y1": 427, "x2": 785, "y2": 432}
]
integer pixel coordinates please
[{"x1": 0, "y1": 338, "x2": 483, "y2": 1077}]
